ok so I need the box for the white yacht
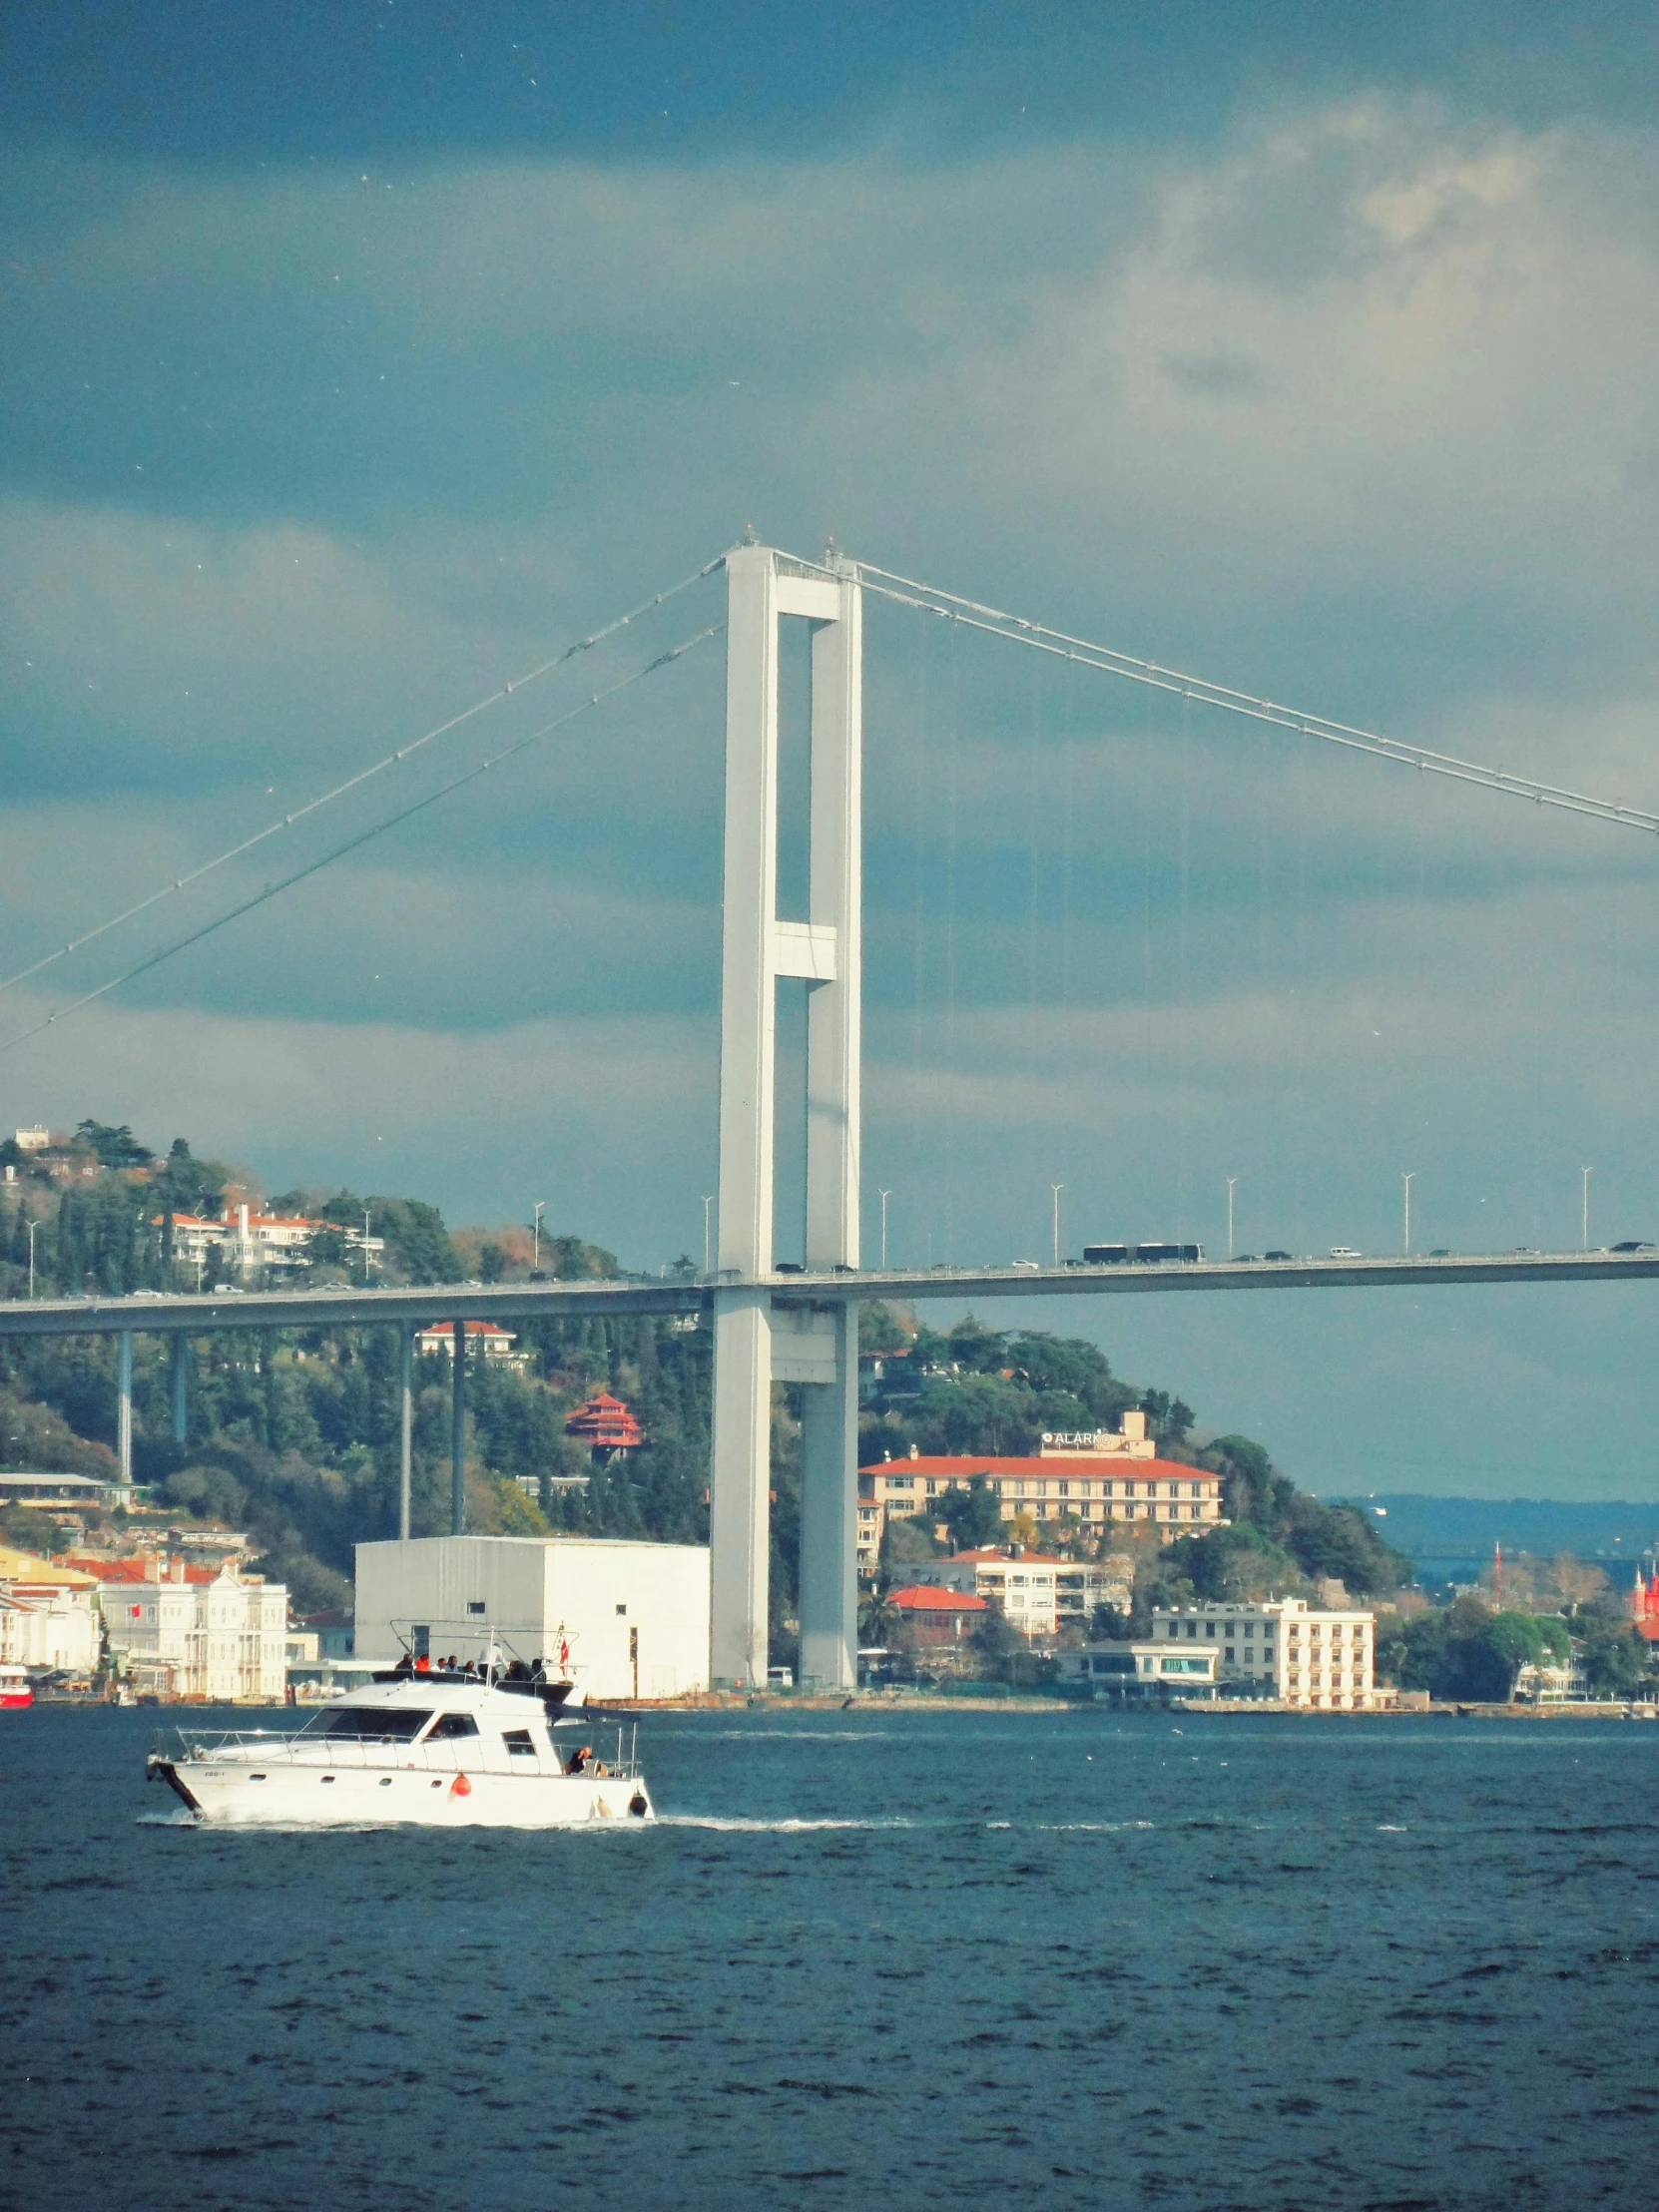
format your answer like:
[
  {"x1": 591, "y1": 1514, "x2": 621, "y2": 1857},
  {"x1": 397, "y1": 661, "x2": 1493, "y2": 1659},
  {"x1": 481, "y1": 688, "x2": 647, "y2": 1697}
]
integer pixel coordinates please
[{"x1": 145, "y1": 1664, "x2": 653, "y2": 1828}]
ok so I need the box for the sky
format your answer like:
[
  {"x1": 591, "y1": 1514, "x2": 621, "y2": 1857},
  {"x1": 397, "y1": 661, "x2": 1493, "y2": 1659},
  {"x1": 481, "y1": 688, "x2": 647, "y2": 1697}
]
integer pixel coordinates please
[{"x1": 5, "y1": 1, "x2": 1659, "y2": 1502}]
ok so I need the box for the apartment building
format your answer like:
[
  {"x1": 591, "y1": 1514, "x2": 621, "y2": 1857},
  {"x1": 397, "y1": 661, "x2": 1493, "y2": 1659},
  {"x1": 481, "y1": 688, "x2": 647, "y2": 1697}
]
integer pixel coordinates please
[
  {"x1": 1052, "y1": 1640, "x2": 1219, "y2": 1702},
  {"x1": 900, "y1": 1547, "x2": 1128, "y2": 1638},
  {"x1": 159, "y1": 1202, "x2": 385, "y2": 1282},
  {"x1": 1151, "y1": 1597, "x2": 1376, "y2": 1709}
]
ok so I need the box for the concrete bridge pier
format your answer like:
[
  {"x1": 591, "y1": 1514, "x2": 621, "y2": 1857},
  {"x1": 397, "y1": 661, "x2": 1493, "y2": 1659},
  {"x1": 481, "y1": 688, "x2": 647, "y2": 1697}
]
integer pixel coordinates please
[
  {"x1": 170, "y1": 1334, "x2": 190, "y2": 1444},
  {"x1": 711, "y1": 545, "x2": 862, "y2": 1690}
]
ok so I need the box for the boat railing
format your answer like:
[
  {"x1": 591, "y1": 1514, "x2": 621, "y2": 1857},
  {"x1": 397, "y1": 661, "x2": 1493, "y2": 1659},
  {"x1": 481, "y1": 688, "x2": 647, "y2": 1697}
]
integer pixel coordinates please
[{"x1": 148, "y1": 1723, "x2": 642, "y2": 1778}]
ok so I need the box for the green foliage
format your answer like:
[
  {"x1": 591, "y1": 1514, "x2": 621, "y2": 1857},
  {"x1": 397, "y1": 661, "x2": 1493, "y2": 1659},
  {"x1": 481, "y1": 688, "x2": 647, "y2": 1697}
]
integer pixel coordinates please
[
  {"x1": 1581, "y1": 1626, "x2": 1653, "y2": 1695},
  {"x1": 1374, "y1": 1599, "x2": 1576, "y2": 1701},
  {"x1": 318, "y1": 1193, "x2": 462, "y2": 1285},
  {"x1": 940, "y1": 1475, "x2": 1003, "y2": 1551},
  {"x1": 1160, "y1": 1519, "x2": 1301, "y2": 1603},
  {"x1": 881, "y1": 1511, "x2": 944, "y2": 1567},
  {"x1": 858, "y1": 1302, "x2": 908, "y2": 1354},
  {"x1": 74, "y1": 1120, "x2": 154, "y2": 1168}
]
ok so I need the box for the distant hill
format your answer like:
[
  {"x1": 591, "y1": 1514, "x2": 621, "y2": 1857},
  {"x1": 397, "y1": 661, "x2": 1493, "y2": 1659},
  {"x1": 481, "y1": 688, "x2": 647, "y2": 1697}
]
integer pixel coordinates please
[{"x1": 1326, "y1": 1493, "x2": 1659, "y2": 1579}]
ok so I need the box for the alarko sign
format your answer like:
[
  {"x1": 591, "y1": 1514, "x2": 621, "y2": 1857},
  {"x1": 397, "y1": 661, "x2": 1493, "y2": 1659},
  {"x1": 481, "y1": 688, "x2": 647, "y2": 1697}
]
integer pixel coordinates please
[{"x1": 1042, "y1": 1431, "x2": 1102, "y2": 1448}]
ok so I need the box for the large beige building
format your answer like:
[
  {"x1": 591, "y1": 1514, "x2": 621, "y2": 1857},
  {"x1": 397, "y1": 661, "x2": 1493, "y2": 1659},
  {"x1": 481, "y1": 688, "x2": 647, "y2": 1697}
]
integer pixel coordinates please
[
  {"x1": 858, "y1": 1423, "x2": 1224, "y2": 1571},
  {"x1": 1151, "y1": 1597, "x2": 1376, "y2": 1709},
  {"x1": 103, "y1": 1559, "x2": 288, "y2": 1700}
]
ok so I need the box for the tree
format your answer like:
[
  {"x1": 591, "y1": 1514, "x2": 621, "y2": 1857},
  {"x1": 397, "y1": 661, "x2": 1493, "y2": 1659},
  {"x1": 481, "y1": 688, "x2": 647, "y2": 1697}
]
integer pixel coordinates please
[
  {"x1": 940, "y1": 1475, "x2": 1003, "y2": 1551},
  {"x1": 859, "y1": 1302, "x2": 909, "y2": 1354},
  {"x1": 74, "y1": 1120, "x2": 154, "y2": 1169},
  {"x1": 1581, "y1": 1625, "x2": 1652, "y2": 1696}
]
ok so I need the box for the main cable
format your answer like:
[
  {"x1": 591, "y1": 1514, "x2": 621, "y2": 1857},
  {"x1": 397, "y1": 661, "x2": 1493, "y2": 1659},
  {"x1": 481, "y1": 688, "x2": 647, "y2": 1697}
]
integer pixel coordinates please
[
  {"x1": 0, "y1": 619, "x2": 725, "y2": 1059},
  {"x1": 0, "y1": 552, "x2": 728, "y2": 1003},
  {"x1": 853, "y1": 562, "x2": 1659, "y2": 835}
]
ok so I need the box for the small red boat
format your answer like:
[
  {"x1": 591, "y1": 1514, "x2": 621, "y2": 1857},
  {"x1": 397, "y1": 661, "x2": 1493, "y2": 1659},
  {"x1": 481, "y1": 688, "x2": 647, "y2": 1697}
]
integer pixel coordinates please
[{"x1": 0, "y1": 1663, "x2": 33, "y2": 1709}]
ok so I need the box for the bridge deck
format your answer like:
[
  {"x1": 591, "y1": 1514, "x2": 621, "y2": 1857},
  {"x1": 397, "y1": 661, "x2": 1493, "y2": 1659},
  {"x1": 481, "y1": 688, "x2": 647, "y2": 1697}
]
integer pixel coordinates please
[{"x1": 0, "y1": 1251, "x2": 1654, "y2": 1338}]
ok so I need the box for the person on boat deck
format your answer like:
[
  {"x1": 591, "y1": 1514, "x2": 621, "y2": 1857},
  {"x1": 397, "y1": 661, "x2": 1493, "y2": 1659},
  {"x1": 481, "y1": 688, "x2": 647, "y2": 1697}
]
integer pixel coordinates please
[
  {"x1": 567, "y1": 1744, "x2": 592, "y2": 1775},
  {"x1": 414, "y1": 1652, "x2": 431, "y2": 1674},
  {"x1": 393, "y1": 1652, "x2": 414, "y2": 1676}
]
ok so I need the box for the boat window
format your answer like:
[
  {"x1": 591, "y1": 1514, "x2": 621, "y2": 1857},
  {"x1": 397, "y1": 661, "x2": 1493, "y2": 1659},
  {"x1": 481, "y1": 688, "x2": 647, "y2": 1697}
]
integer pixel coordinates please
[
  {"x1": 502, "y1": 1729, "x2": 536, "y2": 1757},
  {"x1": 302, "y1": 1708, "x2": 432, "y2": 1741},
  {"x1": 425, "y1": 1712, "x2": 480, "y2": 1741}
]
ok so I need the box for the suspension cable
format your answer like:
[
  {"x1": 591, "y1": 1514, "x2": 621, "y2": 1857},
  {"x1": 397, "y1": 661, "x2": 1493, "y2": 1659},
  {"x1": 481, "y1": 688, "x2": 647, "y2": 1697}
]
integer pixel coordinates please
[
  {"x1": 0, "y1": 619, "x2": 725, "y2": 1059},
  {"x1": 852, "y1": 561, "x2": 1659, "y2": 836},
  {"x1": 0, "y1": 552, "x2": 728, "y2": 1003}
]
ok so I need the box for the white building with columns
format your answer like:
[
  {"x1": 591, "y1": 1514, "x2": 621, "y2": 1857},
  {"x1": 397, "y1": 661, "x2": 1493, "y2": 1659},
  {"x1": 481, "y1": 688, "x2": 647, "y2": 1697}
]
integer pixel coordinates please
[
  {"x1": 1151, "y1": 1597, "x2": 1376, "y2": 1709},
  {"x1": 103, "y1": 1559, "x2": 288, "y2": 1701}
]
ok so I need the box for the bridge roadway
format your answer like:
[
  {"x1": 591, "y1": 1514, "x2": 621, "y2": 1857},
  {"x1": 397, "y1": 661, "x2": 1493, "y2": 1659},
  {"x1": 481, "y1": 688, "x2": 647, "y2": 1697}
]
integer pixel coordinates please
[{"x1": 1, "y1": 1248, "x2": 1655, "y2": 1340}]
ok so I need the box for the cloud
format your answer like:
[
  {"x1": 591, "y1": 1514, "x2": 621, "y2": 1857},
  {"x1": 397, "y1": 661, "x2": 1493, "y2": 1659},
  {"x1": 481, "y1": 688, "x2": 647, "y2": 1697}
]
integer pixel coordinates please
[{"x1": 5, "y1": 99, "x2": 1659, "y2": 1490}]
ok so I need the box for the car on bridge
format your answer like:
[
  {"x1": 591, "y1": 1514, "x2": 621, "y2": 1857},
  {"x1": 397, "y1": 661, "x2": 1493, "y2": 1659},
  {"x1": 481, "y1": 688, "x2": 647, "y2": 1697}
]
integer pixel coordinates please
[
  {"x1": 1611, "y1": 1241, "x2": 1658, "y2": 1253},
  {"x1": 1330, "y1": 1247, "x2": 1363, "y2": 1260},
  {"x1": 1263, "y1": 1250, "x2": 1293, "y2": 1262}
]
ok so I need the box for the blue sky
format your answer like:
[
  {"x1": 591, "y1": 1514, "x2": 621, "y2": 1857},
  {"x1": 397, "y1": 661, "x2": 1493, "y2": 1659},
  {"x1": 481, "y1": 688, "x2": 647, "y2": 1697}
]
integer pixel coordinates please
[{"x1": 4, "y1": 2, "x2": 1659, "y2": 1500}]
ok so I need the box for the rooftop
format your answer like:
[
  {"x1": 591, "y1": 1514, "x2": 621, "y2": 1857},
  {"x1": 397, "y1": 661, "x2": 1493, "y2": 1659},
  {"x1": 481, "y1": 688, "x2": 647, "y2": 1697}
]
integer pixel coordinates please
[
  {"x1": 887, "y1": 1584, "x2": 990, "y2": 1612},
  {"x1": 862, "y1": 1453, "x2": 1211, "y2": 1480}
]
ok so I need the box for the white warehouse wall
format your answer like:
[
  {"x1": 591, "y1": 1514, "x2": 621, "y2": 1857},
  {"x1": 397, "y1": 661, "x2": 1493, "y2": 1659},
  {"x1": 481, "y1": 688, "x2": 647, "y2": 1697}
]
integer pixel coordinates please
[{"x1": 354, "y1": 1536, "x2": 711, "y2": 1700}]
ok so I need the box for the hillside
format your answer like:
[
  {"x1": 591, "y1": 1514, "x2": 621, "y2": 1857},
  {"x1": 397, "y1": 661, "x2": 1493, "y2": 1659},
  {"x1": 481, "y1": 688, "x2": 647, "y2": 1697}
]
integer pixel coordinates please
[{"x1": 1, "y1": 1118, "x2": 1401, "y2": 1649}]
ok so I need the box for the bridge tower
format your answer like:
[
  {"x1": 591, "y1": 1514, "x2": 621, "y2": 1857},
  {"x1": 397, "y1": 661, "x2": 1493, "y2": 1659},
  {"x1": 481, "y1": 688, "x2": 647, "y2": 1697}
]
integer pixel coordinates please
[{"x1": 711, "y1": 544, "x2": 861, "y2": 1689}]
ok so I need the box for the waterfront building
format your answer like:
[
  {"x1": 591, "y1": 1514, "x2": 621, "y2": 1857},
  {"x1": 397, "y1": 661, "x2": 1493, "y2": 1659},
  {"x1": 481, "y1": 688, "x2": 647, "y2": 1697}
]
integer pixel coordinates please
[
  {"x1": 354, "y1": 1533, "x2": 711, "y2": 1699},
  {"x1": 1151, "y1": 1597, "x2": 1376, "y2": 1709},
  {"x1": 97, "y1": 1557, "x2": 288, "y2": 1700},
  {"x1": 1052, "y1": 1640, "x2": 1219, "y2": 1702},
  {"x1": 886, "y1": 1583, "x2": 989, "y2": 1647},
  {"x1": 0, "y1": 1546, "x2": 102, "y2": 1674}
]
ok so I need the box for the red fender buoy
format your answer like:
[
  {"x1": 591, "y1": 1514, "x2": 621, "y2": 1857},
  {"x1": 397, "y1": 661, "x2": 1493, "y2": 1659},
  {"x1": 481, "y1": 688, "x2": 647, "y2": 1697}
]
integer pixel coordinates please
[{"x1": 450, "y1": 1773, "x2": 472, "y2": 1798}]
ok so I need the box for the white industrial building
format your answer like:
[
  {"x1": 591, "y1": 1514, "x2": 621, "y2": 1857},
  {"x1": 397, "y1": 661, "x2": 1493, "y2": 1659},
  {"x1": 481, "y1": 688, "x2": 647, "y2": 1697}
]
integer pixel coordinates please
[
  {"x1": 103, "y1": 1559, "x2": 288, "y2": 1701},
  {"x1": 354, "y1": 1535, "x2": 712, "y2": 1701}
]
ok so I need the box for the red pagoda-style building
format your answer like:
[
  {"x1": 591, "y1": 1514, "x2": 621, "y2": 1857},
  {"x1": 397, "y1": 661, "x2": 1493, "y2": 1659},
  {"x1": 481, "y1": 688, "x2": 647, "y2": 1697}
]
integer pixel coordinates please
[{"x1": 564, "y1": 1392, "x2": 643, "y2": 1461}]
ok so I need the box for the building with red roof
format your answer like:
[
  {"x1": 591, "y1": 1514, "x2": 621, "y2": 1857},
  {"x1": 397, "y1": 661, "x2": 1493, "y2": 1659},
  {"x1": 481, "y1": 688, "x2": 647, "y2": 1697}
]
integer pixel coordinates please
[
  {"x1": 886, "y1": 1583, "x2": 988, "y2": 1647},
  {"x1": 856, "y1": 1447, "x2": 1223, "y2": 1572},
  {"x1": 414, "y1": 1318, "x2": 526, "y2": 1366}
]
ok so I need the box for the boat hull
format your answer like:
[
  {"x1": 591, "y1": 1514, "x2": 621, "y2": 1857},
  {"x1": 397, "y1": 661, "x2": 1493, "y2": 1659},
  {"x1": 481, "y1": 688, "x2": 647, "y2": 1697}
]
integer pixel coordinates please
[{"x1": 150, "y1": 1756, "x2": 654, "y2": 1828}]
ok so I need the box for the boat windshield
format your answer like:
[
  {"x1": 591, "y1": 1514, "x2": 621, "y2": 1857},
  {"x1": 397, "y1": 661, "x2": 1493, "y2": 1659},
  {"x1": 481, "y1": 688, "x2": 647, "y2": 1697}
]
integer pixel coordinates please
[{"x1": 297, "y1": 1707, "x2": 433, "y2": 1741}]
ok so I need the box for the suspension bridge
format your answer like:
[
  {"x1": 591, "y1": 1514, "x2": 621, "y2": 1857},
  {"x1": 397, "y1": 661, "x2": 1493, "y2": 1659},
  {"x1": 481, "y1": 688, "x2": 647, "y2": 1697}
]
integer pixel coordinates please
[{"x1": 2, "y1": 540, "x2": 1653, "y2": 1688}]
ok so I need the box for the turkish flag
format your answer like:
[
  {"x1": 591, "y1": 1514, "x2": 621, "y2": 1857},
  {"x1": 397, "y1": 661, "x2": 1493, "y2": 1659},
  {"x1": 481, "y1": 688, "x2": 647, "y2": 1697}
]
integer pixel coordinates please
[{"x1": 131, "y1": 1604, "x2": 141, "y2": 1617}]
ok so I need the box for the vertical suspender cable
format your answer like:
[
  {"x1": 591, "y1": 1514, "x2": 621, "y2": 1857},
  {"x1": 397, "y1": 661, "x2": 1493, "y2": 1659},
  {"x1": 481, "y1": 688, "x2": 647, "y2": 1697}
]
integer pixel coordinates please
[
  {"x1": 912, "y1": 615, "x2": 929, "y2": 1269},
  {"x1": 943, "y1": 618, "x2": 961, "y2": 1263},
  {"x1": 1177, "y1": 688, "x2": 1192, "y2": 1252}
]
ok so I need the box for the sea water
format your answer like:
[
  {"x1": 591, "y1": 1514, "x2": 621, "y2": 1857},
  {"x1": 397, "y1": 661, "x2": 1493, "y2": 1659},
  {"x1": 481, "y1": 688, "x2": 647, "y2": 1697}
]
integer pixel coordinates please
[{"x1": 4, "y1": 1705, "x2": 1657, "y2": 2210}]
